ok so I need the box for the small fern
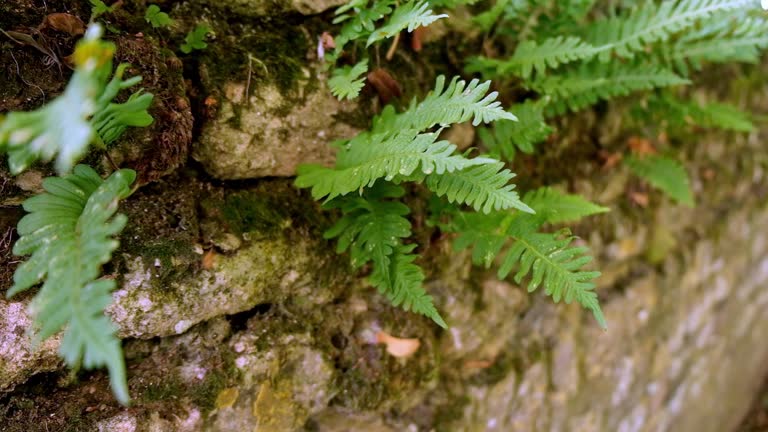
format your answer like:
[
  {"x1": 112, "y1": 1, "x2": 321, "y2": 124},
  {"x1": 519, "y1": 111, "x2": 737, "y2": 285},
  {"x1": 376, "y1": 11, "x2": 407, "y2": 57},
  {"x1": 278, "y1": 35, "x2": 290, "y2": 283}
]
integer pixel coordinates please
[
  {"x1": 625, "y1": 155, "x2": 694, "y2": 206},
  {"x1": 367, "y1": 1, "x2": 447, "y2": 46},
  {"x1": 0, "y1": 25, "x2": 153, "y2": 175},
  {"x1": 532, "y1": 63, "x2": 690, "y2": 115},
  {"x1": 298, "y1": 74, "x2": 533, "y2": 326},
  {"x1": 329, "y1": 59, "x2": 369, "y2": 100},
  {"x1": 477, "y1": 101, "x2": 552, "y2": 161},
  {"x1": 585, "y1": 0, "x2": 755, "y2": 62},
  {"x1": 8, "y1": 165, "x2": 136, "y2": 404},
  {"x1": 447, "y1": 188, "x2": 609, "y2": 328}
]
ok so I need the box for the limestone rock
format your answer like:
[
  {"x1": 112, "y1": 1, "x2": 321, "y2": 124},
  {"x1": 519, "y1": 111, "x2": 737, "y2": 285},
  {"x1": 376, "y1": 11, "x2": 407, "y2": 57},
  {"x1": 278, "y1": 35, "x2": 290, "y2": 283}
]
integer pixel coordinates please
[{"x1": 193, "y1": 76, "x2": 358, "y2": 179}]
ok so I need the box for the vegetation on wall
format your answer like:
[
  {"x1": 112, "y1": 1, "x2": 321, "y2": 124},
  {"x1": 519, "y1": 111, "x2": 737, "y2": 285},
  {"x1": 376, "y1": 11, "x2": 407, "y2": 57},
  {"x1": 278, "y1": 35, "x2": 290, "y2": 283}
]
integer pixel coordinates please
[{"x1": 0, "y1": 0, "x2": 765, "y2": 404}]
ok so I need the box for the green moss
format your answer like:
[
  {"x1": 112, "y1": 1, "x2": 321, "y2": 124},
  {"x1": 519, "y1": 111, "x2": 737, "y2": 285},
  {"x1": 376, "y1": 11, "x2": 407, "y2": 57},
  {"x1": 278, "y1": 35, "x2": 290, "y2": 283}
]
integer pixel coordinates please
[{"x1": 191, "y1": 369, "x2": 231, "y2": 413}]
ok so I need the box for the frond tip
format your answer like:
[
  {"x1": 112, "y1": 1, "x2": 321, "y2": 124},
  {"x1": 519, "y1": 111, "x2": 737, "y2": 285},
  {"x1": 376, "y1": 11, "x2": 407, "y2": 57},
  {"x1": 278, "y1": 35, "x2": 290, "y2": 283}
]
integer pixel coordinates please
[{"x1": 8, "y1": 164, "x2": 136, "y2": 405}]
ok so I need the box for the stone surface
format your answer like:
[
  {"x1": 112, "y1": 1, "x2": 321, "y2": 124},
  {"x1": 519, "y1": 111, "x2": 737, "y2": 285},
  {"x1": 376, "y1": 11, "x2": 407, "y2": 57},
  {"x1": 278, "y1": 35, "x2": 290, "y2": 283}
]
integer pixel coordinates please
[
  {"x1": 191, "y1": 0, "x2": 347, "y2": 16},
  {"x1": 193, "y1": 74, "x2": 358, "y2": 179}
]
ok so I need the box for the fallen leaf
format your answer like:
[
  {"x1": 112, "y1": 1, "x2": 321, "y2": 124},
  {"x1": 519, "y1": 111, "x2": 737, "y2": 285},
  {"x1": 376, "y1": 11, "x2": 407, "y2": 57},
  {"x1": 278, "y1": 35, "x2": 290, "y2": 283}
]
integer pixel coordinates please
[
  {"x1": 41, "y1": 13, "x2": 85, "y2": 36},
  {"x1": 599, "y1": 150, "x2": 623, "y2": 170},
  {"x1": 320, "y1": 32, "x2": 335, "y2": 50},
  {"x1": 463, "y1": 359, "x2": 493, "y2": 370},
  {"x1": 202, "y1": 249, "x2": 217, "y2": 269},
  {"x1": 629, "y1": 191, "x2": 649, "y2": 207},
  {"x1": 376, "y1": 331, "x2": 420, "y2": 358},
  {"x1": 367, "y1": 68, "x2": 401, "y2": 104},
  {"x1": 627, "y1": 136, "x2": 657, "y2": 156},
  {"x1": 411, "y1": 26, "x2": 425, "y2": 52}
]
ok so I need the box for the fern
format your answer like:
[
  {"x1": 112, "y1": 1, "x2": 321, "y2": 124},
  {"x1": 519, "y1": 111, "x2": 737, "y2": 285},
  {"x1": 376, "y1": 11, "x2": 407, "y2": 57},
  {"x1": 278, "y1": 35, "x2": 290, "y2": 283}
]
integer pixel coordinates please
[
  {"x1": 388, "y1": 75, "x2": 518, "y2": 130},
  {"x1": 367, "y1": 1, "x2": 448, "y2": 46},
  {"x1": 645, "y1": 94, "x2": 755, "y2": 132},
  {"x1": 369, "y1": 244, "x2": 447, "y2": 327},
  {"x1": 585, "y1": 0, "x2": 756, "y2": 62},
  {"x1": 625, "y1": 155, "x2": 694, "y2": 205},
  {"x1": 661, "y1": 16, "x2": 768, "y2": 74},
  {"x1": 324, "y1": 183, "x2": 412, "y2": 271},
  {"x1": 532, "y1": 63, "x2": 690, "y2": 115},
  {"x1": 425, "y1": 162, "x2": 533, "y2": 213},
  {"x1": 523, "y1": 187, "x2": 610, "y2": 223},
  {"x1": 8, "y1": 165, "x2": 136, "y2": 404},
  {"x1": 329, "y1": 59, "x2": 369, "y2": 100},
  {"x1": 0, "y1": 25, "x2": 153, "y2": 175},
  {"x1": 471, "y1": 36, "x2": 598, "y2": 79},
  {"x1": 477, "y1": 101, "x2": 552, "y2": 161}
]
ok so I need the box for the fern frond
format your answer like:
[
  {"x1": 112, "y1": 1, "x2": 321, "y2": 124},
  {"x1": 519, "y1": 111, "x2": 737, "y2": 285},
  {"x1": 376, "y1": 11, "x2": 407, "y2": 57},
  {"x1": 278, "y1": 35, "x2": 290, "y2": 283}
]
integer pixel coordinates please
[
  {"x1": 296, "y1": 129, "x2": 496, "y2": 201},
  {"x1": 533, "y1": 63, "x2": 690, "y2": 115},
  {"x1": 487, "y1": 36, "x2": 598, "y2": 79},
  {"x1": 329, "y1": 59, "x2": 370, "y2": 100},
  {"x1": 498, "y1": 231, "x2": 605, "y2": 328},
  {"x1": 391, "y1": 75, "x2": 518, "y2": 130},
  {"x1": 647, "y1": 94, "x2": 755, "y2": 132},
  {"x1": 425, "y1": 162, "x2": 533, "y2": 213},
  {"x1": 367, "y1": 1, "x2": 448, "y2": 46},
  {"x1": 625, "y1": 155, "x2": 694, "y2": 206},
  {"x1": 0, "y1": 25, "x2": 153, "y2": 175},
  {"x1": 586, "y1": 0, "x2": 757, "y2": 62},
  {"x1": 8, "y1": 165, "x2": 136, "y2": 404},
  {"x1": 662, "y1": 16, "x2": 768, "y2": 74},
  {"x1": 369, "y1": 244, "x2": 447, "y2": 327},
  {"x1": 477, "y1": 101, "x2": 552, "y2": 161},
  {"x1": 523, "y1": 187, "x2": 609, "y2": 223},
  {"x1": 324, "y1": 183, "x2": 411, "y2": 274},
  {"x1": 449, "y1": 211, "x2": 605, "y2": 327}
]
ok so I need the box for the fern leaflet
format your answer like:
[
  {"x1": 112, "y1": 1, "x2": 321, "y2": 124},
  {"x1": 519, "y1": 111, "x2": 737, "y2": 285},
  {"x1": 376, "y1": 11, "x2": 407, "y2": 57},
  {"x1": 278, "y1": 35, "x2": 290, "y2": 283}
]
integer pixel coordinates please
[
  {"x1": 297, "y1": 129, "x2": 498, "y2": 201},
  {"x1": 532, "y1": 63, "x2": 690, "y2": 115},
  {"x1": 329, "y1": 59, "x2": 370, "y2": 100},
  {"x1": 476, "y1": 36, "x2": 598, "y2": 79},
  {"x1": 449, "y1": 211, "x2": 606, "y2": 328},
  {"x1": 523, "y1": 187, "x2": 609, "y2": 223},
  {"x1": 425, "y1": 162, "x2": 533, "y2": 213},
  {"x1": 367, "y1": 1, "x2": 448, "y2": 46},
  {"x1": 369, "y1": 244, "x2": 447, "y2": 327},
  {"x1": 625, "y1": 155, "x2": 694, "y2": 206},
  {"x1": 0, "y1": 25, "x2": 153, "y2": 175},
  {"x1": 386, "y1": 75, "x2": 518, "y2": 131},
  {"x1": 8, "y1": 165, "x2": 136, "y2": 404},
  {"x1": 585, "y1": 0, "x2": 757, "y2": 62},
  {"x1": 477, "y1": 101, "x2": 552, "y2": 161}
]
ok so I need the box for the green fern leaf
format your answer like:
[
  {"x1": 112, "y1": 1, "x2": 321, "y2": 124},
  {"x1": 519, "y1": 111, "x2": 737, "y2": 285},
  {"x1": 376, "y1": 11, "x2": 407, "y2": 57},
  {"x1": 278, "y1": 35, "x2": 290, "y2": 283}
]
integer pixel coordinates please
[
  {"x1": 498, "y1": 231, "x2": 605, "y2": 328},
  {"x1": 329, "y1": 59, "x2": 370, "y2": 100},
  {"x1": 449, "y1": 211, "x2": 605, "y2": 327},
  {"x1": 8, "y1": 165, "x2": 136, "y2": 404},
  {"x1": 482, "y1": 36, "x2": 598, "y2": 79},
  {"x1": 367, "y1": 1, "x2": 448, "y2": 46},
  {"x1": 662, "y1": 16, "x2": 768, "y2": 74},
  {"x1": 425, "y1": 162, "x2": 533, "y2": 213},
  {"x1": 0, "y1": 25, "x2": 153, "y2": 175},
  {"x1": 625, "y1": 155, "x2": 694, "y2": 206},
  {"x1": 533, "y1": 63, "x2": 690, "y2": 115},
  {"x1": 647, "y1": 94, "x2": 754, "y2": 132},
  {"x1": 523, "y1": 187, "x2": 609, "y2": 224},
  {"x1": 477, "y1": 101, "x2": 552, "y2": 161},
  {"x1": 324, "y1": 183, "x2": 411, "y2": 276},
  {"x1": 296, "y1": 129, "x2": 496, "y2": 201},
  {"x1": 369, "y1": 244, "x2": 447, "y2": 327},
  {"x1": 586, "y1": 0, "x2": 757, "y2": 62}
]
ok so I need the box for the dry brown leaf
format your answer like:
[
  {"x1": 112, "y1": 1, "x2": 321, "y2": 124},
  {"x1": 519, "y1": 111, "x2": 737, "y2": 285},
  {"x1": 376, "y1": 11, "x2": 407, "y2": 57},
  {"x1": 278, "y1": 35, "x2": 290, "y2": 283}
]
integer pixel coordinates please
[
  {"x1": 627, "y1": 136, "x2": 657, "y2": 156},
  {"x1": 202, "y1": 249, "x2": 217, "y2": 270},
  {"x1": 321, "y1": 31, "x2": 335, "y2": 50},
  {"x1": 367, "y1": 68, "x2": 401, "y2": 104},
  {"x1": 41, "y1": 13, "x2": 85, "y2": 36},
  {"x1": 411, "y1": 26, "x2": 426, "y2": 52},
  {"x1": 598, "y1": 150, "x2": 623, "y2": 170},
  {"x1": 376, "y1": 331, "x2": 420, "y2": 358},
  {"x1": 629, "y1": 191, "x2": 649, "y2": 207},
  {"x1": 463, "y1": 359, "x2": 493, "y2": 370}
]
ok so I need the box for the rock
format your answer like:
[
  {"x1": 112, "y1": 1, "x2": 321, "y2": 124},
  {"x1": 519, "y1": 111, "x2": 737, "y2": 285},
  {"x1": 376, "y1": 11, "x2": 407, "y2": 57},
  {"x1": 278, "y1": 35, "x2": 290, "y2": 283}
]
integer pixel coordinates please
[
  {"x1": 193, "y1": 75, "x2": 358, "y2": 179},
  {"x1": 191, "y1": 0, "x2": 347, "y2": 16},
  {"x1": 0, "y1": 300, "x2": 60, "y2": 393}
]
